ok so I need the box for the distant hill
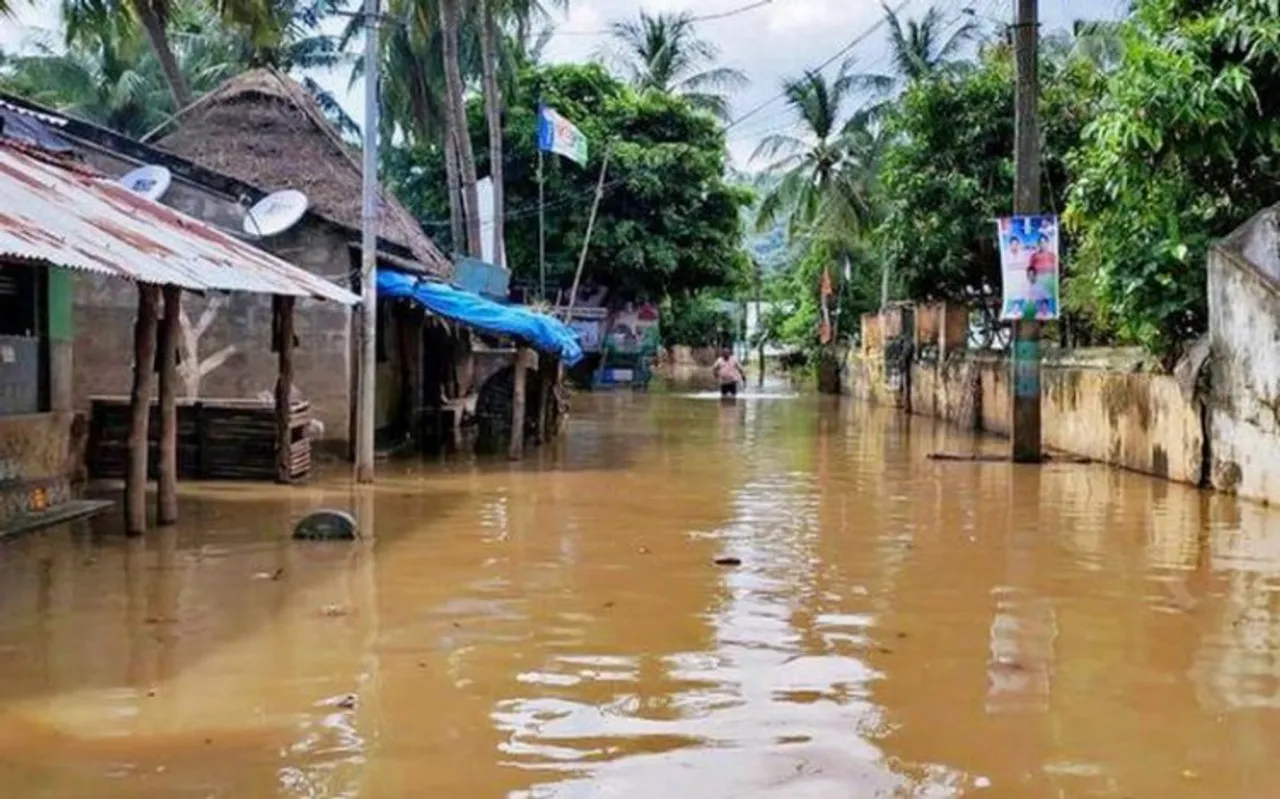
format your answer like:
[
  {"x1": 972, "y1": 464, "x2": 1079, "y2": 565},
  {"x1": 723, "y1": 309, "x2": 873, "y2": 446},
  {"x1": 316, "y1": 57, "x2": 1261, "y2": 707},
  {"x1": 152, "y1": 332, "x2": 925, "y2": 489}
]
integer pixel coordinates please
[{"x1": 730, "y1": 168, "x2": 789, "y2": 275}]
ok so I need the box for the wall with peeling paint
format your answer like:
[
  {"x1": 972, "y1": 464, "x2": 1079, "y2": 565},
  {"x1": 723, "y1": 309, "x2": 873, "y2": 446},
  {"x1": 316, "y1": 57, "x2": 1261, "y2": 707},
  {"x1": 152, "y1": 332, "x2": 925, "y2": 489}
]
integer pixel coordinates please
[
  {"x1": 844, "y1": 347, "x2": 1206, "y2": 487},
  {"x1": 1208, "y1": 207, "x2": 1280, "y2": 505}
]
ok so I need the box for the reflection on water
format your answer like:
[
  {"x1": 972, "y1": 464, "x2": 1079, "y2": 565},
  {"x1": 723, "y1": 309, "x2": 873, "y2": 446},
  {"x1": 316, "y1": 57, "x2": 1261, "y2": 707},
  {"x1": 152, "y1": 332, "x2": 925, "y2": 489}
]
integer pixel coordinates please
[{"x1": 2, "y1": 391, "x2": 1280, "y2": 796}]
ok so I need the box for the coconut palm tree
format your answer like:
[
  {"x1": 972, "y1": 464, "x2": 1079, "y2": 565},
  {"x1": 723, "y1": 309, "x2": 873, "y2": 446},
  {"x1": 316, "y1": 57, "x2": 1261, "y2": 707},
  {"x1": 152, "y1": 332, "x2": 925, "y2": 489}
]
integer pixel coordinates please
[
  {"x1": 437, "y1": 0, "x2": 483, "y2": 257},
  {"x1": 606, "y1": 10, "x2": 746, "y2": 120},
  {"x1": 476, "y1": 0, "x2": 564, "y2": 266},
  {"x1": 57, "y1": 0, "x2": 198, "y2": 110},
  {"x1": 852, "y1": 2, "x2": 979, "y2": 98},
  {"x1": 1, "y1": 20, "x2": 171, "y2": 136},
  {"x1": 752, "y1": 67, "x2": 878, "y2": 236},
  {"x1": 1, "y1": 0, "x2": 241, "y2": 136},
  {"x1": 753, "y1": 66, "x2": 887, "y2": 310}
]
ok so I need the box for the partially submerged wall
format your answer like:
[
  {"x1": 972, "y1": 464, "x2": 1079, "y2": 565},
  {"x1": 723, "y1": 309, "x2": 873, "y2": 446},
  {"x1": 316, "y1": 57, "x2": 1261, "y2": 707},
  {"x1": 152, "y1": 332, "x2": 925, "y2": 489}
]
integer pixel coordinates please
[
  {"x1": 845, "y1": 348, "x2": 1205, "y2": 485},
  {"x1": 1207, "y1": 206, "x2": 1280, "y2": 504}
]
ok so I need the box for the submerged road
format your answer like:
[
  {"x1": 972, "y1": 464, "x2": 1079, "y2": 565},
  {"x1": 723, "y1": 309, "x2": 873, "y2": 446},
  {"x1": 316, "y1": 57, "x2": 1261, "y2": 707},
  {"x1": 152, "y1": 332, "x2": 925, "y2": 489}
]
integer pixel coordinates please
[{"x1": 1, "y1": 386, "x2": 1279, "y2": 797}]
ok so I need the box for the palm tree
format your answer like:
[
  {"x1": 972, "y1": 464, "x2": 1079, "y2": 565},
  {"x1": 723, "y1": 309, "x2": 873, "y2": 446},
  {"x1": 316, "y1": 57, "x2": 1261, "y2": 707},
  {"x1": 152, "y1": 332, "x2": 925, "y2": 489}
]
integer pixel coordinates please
[
  {"x1": 1, "y1": 0, "x2": 241, "y2": 136},
  {"x1": 58, "y1": 0, "x2": 197, "y2": 110},
  {"x1": 437, "y1": 0, "x2": 483, "y2": 257},
  {"x1": 1, "y1": 20, "x2": 171, "y2": 136},
  {"x1": 477, "y1": 0, "x2": 509, "y2": 266},
  {"x1": 0, "y1": 0, "x2": 30, "y2": 17},
  {"x1": 752, "y1": 67, "x2": 874, "y2": 236},
  {"x1": 853, "y1": 2, "x2": 978, "y2": 97},
  {"x1": 753, "y1": 67, "x2": 887, "y2": 309},
  {"x1": 606, "y1": 10, "x2": 746, "y2": 119},
  {"x1": 476, "y1": 0, "x2": 564, "y2": 267}
]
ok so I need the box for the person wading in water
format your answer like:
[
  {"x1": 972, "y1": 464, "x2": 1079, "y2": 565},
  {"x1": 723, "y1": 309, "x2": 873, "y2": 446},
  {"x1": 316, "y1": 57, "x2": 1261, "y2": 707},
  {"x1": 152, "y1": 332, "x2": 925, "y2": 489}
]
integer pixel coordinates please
[{"x1": 712, "y1": 348, "x2": 745, "y2": 398}]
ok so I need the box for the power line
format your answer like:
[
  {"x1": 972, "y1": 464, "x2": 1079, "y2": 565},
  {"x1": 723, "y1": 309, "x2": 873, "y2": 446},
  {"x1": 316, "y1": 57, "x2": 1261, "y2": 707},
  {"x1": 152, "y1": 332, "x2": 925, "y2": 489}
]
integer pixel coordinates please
[{"x1": 551, "y1": 0, "x2": 775, "y2": 37}]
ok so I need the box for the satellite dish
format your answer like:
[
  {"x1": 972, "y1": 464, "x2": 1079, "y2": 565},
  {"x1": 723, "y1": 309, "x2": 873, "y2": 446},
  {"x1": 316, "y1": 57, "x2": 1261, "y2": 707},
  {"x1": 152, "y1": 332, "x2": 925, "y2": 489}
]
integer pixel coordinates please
[
  {"x1": 119, "y1": 164, "x2": 171, "y2": 201},
  {"x1": 243, "y1": 190, "x2": 309, "y2": 237}
]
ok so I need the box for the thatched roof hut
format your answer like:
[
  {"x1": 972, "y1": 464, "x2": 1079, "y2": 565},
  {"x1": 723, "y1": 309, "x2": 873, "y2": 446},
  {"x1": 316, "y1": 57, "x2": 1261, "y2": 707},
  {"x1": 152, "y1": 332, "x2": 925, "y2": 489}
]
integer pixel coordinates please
[{"x1": 158, "y1": 68, "x2": 449, "y2": 276}]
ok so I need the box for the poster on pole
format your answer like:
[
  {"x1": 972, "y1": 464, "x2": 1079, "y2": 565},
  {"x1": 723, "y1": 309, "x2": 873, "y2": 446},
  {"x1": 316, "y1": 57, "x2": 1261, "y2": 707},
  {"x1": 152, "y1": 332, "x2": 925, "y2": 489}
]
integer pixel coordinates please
[{"x1": 997, "y1": 215, "x2": 1060, "y2": 321}]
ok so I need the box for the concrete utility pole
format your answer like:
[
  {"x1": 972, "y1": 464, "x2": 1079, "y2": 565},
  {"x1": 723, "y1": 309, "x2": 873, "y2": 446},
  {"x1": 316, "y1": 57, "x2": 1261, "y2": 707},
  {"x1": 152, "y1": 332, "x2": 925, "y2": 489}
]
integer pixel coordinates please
[
  {"x1": 356, "y1": 0, "x2": 380, "y2": 483},
  {"x1": 1010, "y1": 0, "x2": 1042, "y2": 463}
]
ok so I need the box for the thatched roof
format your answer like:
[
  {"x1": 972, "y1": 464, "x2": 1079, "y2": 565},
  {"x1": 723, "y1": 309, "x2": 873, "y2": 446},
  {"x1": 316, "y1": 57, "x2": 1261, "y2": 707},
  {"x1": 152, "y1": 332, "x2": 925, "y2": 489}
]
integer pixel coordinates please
[{"x1": 158, "y1": 68, "x2": 449, "y2": 276}]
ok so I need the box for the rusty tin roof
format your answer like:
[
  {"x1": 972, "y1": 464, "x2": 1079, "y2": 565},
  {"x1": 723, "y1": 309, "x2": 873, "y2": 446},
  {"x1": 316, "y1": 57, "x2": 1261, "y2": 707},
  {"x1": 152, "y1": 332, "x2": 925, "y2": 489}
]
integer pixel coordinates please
[{"x1": 0, "y1": 139, "x2": 359, "y2": 305}]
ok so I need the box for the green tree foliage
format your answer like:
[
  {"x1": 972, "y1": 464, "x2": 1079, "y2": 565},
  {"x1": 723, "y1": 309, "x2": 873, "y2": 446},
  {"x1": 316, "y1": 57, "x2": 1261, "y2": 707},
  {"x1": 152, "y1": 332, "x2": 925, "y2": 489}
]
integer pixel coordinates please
[
  {"x1": 0, "y1": 1, "x2": 239, "y2": 137},
  {"x1": 874, "y1": 42, "x2": 1099, "y2": 314},
  {"x1": 661, "y1": 293, "x2": 737, "y2": 348},
  {"x1": 386, "y1": 62, "x2": 752, "y2": 301},
  {"x1": 1064, "y1": 0, "x2": 1280, "y2": 356},
  {"x1": 0, "y1": 0, "x2": 355, "y2": 136},
  {"x1": 753, "y1": 239, "x2": 881, "y2": 363}
]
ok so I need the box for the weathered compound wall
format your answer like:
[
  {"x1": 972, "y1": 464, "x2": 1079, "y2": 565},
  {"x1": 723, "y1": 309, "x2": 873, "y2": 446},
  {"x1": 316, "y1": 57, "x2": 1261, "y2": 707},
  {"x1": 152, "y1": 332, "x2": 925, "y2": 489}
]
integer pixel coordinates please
[
  {"x1": 848, "y1": 206, "x2": 1280, "y2": 505},
  {"x1": 846, "y1": 338, "x2": 1207, "y2": 488},
  {"x1": 1207, "y1": 207, "x2": 1280, "y2": 504}
]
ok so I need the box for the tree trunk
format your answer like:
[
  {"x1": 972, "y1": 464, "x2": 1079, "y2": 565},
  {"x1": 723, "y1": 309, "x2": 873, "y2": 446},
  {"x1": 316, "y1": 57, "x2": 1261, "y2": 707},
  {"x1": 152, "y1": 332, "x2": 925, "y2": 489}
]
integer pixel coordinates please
[
  {"x1": 479, "y1": 0, "x2": 506, "y2": 267},
  {"x1": 157, "y1": 285, "x2": 180, "y2": 526},
  {"x1": 274, "y1": 296, "x2": 296, "y2": 484},
  {"x1": 127, "y1": 284, "x2": 160, "y2": 536},
  {"x1": 443, "y1": 126, "x2": 466, "y2": 255},
  {"x1": 133, "y1": 2, "x2": 192, "y2": 111},
  {"x1": 438, "y1": 0, "x2": 483, "y2": 257}
]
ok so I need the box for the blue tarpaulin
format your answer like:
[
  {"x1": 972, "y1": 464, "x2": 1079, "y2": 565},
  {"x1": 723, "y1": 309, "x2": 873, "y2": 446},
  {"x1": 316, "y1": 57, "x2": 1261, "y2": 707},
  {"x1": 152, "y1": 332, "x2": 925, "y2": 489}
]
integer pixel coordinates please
[{"x1": 377, "y1": 270, "x2": 584, "y2": 365}]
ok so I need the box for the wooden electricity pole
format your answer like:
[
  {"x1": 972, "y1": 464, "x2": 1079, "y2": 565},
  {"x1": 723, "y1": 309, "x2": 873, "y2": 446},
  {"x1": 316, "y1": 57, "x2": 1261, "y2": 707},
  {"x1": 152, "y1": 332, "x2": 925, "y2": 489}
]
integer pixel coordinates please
[{"x1": 1010, "y1": 0, "x2": 1042, "y2": 463}]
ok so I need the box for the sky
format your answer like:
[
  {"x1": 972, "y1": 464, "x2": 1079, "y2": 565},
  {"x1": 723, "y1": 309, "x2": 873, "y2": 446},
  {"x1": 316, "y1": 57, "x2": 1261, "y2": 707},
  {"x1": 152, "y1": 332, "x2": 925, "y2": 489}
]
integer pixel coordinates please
[{"x1": 0, "y1": 0, "x2": 1127, "y2": 167}]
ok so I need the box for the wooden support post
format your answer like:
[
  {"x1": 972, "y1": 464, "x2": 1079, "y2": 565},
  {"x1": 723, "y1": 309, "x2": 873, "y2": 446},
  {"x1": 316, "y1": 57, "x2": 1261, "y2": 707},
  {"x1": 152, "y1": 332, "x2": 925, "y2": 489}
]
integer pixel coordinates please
[
  {"x1": 509, "y1": 346, "x2": 530, "y2": 461},
  {"x1": 535, "y1": 352, "x2": 550, "y2": 444},
  {"x1": 126, "y1": 283, "x2": 160, "y2": 536},
  {"x1": 275, "y1": 295, "x2": 296, "y2": 484},
  {"x1": 157, "y1": 285, "x2": 181, "y2": 526}
]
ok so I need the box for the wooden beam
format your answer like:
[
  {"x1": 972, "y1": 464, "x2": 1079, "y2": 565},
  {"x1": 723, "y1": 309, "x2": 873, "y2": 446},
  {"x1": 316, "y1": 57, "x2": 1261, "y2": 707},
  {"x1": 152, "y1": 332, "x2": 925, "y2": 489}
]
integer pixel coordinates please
[
  {"x1": 275, "y1": 295, "x2": 296, "y2": 484},
  {"x1": 157, "y1": 285, "x2": 181, "y2": 526},
  {"x1": 126, "y1": 283, "x2": 160, "y2": 536},
  {"x1": 509, "y1": 346, "x2": 530, "y2": 461}
]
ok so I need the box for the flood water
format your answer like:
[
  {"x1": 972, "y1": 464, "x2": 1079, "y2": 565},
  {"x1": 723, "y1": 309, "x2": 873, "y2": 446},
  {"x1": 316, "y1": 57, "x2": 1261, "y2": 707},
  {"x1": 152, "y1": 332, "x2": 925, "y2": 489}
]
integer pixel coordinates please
[{"x1": 3, "y1": 385, "x2": 1280, "y2": 797}]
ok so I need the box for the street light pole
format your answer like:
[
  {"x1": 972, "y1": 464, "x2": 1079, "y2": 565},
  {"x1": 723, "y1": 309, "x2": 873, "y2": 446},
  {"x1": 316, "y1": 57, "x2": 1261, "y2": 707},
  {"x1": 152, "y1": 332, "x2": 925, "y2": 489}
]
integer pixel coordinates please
[
  {"x1": 355, "y1": 0, "x2": 380, "y2": 483},
  {"x1": 1010, "y1": 0, "x2": 1042, "y2": 463}
]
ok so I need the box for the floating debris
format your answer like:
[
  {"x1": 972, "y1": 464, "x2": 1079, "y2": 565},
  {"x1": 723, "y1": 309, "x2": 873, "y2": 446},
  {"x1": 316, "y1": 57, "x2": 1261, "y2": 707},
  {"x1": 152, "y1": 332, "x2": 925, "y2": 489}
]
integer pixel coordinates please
[{"x1": 714, "y1": 556, "x2": 742, "y2": 567}]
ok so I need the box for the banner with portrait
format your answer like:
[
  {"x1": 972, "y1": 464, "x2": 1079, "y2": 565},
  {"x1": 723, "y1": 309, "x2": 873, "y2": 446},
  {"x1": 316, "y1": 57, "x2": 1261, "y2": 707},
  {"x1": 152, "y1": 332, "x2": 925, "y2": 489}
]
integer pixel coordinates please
[{"x1": 997, "y1": 215, "x2": 1060, "y2": 321}]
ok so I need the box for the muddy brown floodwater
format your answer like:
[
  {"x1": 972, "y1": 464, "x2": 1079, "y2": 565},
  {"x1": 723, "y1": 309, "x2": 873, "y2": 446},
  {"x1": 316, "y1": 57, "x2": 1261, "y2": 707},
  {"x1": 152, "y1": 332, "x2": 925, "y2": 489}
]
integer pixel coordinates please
[{"x1": 2, "y1": 387, "x2": 1280, "y2": 797}]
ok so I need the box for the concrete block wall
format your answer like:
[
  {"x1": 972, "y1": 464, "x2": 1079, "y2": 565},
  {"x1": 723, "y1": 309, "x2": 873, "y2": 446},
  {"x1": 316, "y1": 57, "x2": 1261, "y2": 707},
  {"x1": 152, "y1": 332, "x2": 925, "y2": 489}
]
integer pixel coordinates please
[{"x1": 72, "y1": 221, "x2": 356, "y2": 446}]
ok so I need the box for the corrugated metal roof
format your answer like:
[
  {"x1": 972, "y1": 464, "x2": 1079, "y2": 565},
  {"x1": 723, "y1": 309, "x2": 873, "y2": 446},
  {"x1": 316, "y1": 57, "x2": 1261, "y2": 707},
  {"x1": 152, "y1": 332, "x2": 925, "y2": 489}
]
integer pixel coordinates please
[
  {"x1": 0, "y1": 98, "x2": 69, "y2": 128},
  {"x1": 0, "y1": 140, "x2": 359, "y2": 305}
]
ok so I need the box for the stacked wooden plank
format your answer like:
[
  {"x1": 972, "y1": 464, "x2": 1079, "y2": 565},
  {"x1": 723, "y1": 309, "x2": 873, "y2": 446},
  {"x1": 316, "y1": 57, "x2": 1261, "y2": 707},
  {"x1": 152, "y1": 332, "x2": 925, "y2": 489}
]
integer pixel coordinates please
[{"x1": 88, "y1": 397, "x2": 311, "y2": 481}]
